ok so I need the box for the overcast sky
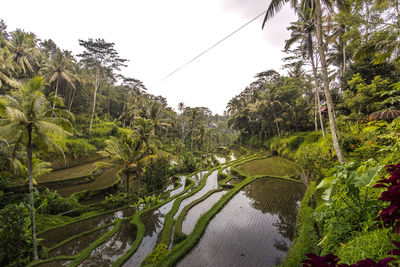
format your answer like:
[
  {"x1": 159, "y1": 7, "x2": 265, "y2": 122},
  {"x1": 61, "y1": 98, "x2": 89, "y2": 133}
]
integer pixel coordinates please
[{"x1": 1, "y1": 0, "x2": 296, "y2": 114}]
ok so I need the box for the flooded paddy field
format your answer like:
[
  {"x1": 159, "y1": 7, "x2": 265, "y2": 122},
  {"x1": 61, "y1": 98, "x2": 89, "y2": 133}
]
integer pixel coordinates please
[
  {"x1": 40, "y1": 208, "x2": 134, "y2": 248},
  {"x1": 34, "y1": 152, "x2": 306, "y2": 267},
  {"x1": 182, "y1": 189, "x2": 228, "y2": 235},
  {"x1": 122, "y1": 199, "x2": 177, "y2": 266},
  {"x1": 178, "y1": 178, "x2": 305, "y2": 267},
  {"x1": 174, "y1": 170, "x2": 218, "y2": 220},
  {"x1": 78, "y1": 220, "x2": 136, "y2": 266},
  {"x1": 35, "y1": 259, "x2": 71, "y2": 267},
  {"x1": 48, "y1": 226, "x2": 113, "y2": 257}
]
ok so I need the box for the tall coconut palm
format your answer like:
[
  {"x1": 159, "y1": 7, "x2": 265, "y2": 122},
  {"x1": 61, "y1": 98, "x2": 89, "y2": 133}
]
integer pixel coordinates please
[
  {"x1": 187, "y1": 108, "x2": 200, "y2": 150},
  {"x1": 0, "y1": 45, "x2": 17, "y2": 88},
  {"x1": 147, "y1": 101, "x2": 171, "y2": 137},
  {"x1": 285, "y1": 6, "x2": 325, "y2": 137},
  {"x1": 43, "y1": 49, "x2": 76, "y2": 112},
  {"x1": 0, "y1": 77, "x2": 72, "y2": 260},
  {"x1": 263, "y1": 0, "x2": 345, "y2": 163},
  {"x1": 133, "y1": 117, "x2": 160, "y2": 152},
  {"x1": 101, "y1": 134, "x2": 140, "y2": 201},
  {"x1": 9, "y1": 30, "x2": 37, "y2": 75}
]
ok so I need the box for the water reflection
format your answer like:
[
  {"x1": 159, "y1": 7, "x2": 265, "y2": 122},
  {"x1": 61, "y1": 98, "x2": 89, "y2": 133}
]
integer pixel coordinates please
[
  {"x1": 178, "y1": 178, "x2": 305, "y2": 267},
  {"x1": 174, "y1": 171, "x2": 218, "y2": 219},
  {"x1": 78, "y1": 220, "x2": 136, "y2": 266},
  {"x1": 36, "y1": 260, "x2": 71, "y2": 267},
  {"x1": 170, "y1": 176, "x2": 186, "y2": 197},
  {"x1": 41, "y1": 208, "x2": 134, "y2": 248},
  {"x1": 122, "y1": 200, "x2": 175, "y2": 266},
  {"x1": 48, "y1": 226, "x2": 112, "y2": 257},
  {"x1": 215, "y1": 156, "x2": 226, "y2": 164},
  {"x1": 191, "y1": 171, "x2": 207, "y2": 186},
  {"x1": 182, "y1": 190, "x2": 227, "y2": 235}
]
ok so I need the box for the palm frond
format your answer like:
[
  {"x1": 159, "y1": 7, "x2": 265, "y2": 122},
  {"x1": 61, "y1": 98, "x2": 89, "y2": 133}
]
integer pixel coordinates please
[{"x1": 263, "y1": 0, "x2": 290, "y2": 29}]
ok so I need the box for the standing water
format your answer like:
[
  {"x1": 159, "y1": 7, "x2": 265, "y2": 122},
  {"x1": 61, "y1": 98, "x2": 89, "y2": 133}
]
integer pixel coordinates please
[{"x1": 178, "y1": 178, "x2": 305, "y2": 267}]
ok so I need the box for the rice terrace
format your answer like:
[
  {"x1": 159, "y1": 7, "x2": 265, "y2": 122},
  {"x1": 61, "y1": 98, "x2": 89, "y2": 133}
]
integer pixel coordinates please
[{"x1": 1, "y1": 0, "x2": 400, "y2": 266}]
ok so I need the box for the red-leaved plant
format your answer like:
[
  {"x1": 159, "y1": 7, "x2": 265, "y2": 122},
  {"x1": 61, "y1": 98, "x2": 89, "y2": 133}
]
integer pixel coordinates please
[
  {"x1": 374, "y1": 163, "x2": 400, "y2": 234},
  {"x1": 302, "y1": 164, "x2": 400, "y2": 267}
]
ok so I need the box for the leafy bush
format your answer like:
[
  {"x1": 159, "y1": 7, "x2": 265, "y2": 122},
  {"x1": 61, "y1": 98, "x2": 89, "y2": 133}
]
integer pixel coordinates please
[
  {"x1": 337, "y1": 228, "x2": 394, "y2": 264},
  {"x1": 87, "y1": 137, "x2": 107, "y2": 150},
  {"x1": 89, "y1": 121, "x2": 119, "y2": 138},
  {"x1": 131, "y1": 194, "x2": 161, "y2": 210},
  {"x1": 295, "y1": 144, "x2": 333, "y2": 181},
  {"x1": 142, "y1": 157, "x2": 170, "y2": 191},
  {"x1": 105, "y1": 193, "x2": 127, "y2": 209},
  {"x1": 65, "y1": 138, "x2": 97, "y2": 159},
  {"x1": 34, "y1": 188, "x2": 77, "y2": 214},
  {"x1": 144, "y1": 243, "x2": 169, "y2": 264},
  {"x1": 286, "y1": 135, "x2": 305, "y2": 151},
  {"x1": 315, "y1": 162, "x2": 387, "y2": 253},
  {"x1": 0, "y1": 202, "x2": 31, "y2": 266},
  {"x1": 180, "y1": 152, "x2": 198, "y2": 173}
]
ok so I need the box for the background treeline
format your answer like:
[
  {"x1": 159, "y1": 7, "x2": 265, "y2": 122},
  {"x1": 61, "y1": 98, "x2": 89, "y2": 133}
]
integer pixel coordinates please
[
  {"x1": 0, "y1": 18, "x2": 235, "y2": 170},
  {"x1": 227, "y1": 0, "x2": 400, "y2": 151}
]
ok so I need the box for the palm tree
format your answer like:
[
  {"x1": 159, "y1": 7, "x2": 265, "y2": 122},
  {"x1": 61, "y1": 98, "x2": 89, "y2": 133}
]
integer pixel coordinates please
[
  {"x1": 9, "y1": 30, "x2": 37, "y2": 75},
  {"x1": 147, "y1": 102, "x2": 171, "y2": 137},
  {"x1": 285, "y1": 7, "x2": 325, "y2": 137},
  {"x1": 0, "y1": 45, "x2": 17, "y2": 88},
  {"x1": 101, "y1": 135, "x2": 140, "y2": 201},
  {"x1": 178, "y1": 102, "x2": 185, "y2": 114},
  {"x1": 0, "y1": 77, "x2": 72, "y2": 260},
  {"x1": 43, "y1": 49, "x2": 76, "y2": 112},
  {"x1": 174, "y1": 139, "x2": 185, "y2": 163},
  {"x1": 263, "y1": 0, "x2": 345, "y2": 163},
  {"x1": 186, "y1": 108, "x2": 201, "y2": 150},
  {"x1": 133, "y1": 117, "x2": 160, "y2": 152}
]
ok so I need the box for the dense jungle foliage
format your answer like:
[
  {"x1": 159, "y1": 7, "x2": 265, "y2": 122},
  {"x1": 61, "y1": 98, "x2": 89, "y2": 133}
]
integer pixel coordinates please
[
  {"x1": 1, "y1": 0, "x2": 400, "y2": 265},
  {"x1": 226, "y1": 0, "x2": 400, "y2": 266}
]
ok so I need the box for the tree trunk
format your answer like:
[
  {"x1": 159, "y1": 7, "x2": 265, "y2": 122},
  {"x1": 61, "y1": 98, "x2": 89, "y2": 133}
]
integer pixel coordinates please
[
  {"x1": 314, "y1": 96, "x2": 318, "y2": 131},
  {"x1": 89, "y1": 67, "x2": 99, "y2": 133},
  {"x1": 28, "y1": 127, "x2": 38, "y2": 260},
  {"x1": 181, "y1": 122, "x2": 185, "y2": 142},
  {"x1": 315, "y1": 0, "x2": 344, "y2": 163},
  {"x1": 309, "y1": 48, "x2": 326, "y2": 138},
  {"x1": 68, "y1": 86, "x2": 76, "y2": 111},
  {"x1": 52, "y1": 78, "x2": 59, "y2": 115},
  {"x1": 125, "y1": 167, "x2": 130, "y2": 202},
  {"x1": 122, "y1": 102, "x2": 126, "y2": 128}
]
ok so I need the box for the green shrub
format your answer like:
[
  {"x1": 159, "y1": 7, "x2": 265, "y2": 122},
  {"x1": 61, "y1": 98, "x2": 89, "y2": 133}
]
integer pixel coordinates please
[
  {"x1": 105, "y1": 193, "x2": 127, "y2": 209},
  {"x1": 295, "y1": 144, "x2": 333, "y2": 181},
  {"x1": 0, "y1": 202, "x2": 31, "y2": 266},
  {"x1": 180, "y1": 152, "x2": 198, "y2": 173},
  {"x1": 143, "y1": 243, "x2": 169, "y2": 265},
  {"x1": 65, "y1": 138, "x2": 97, "y2": 159},
  {"x1": 303, "y1": 131, "x2": 323, "y2": 144},
  {"x1": 142, "y1": 157, "x2": 170, "y2": 192},
  {"x1": 87, "y1": 137, "x2": 107, "y2": 150},
  {"x1": 89, "y1": 121, "x2": 119, "y2": 138},
  {"x1": 34, "y1": 188, "x2": 77, "y2": 214},
  {"x1": 286, "y1": 135, "x2": 305, "y2": 151},
  {"x1": 337, "y1": 228, "x2": 395, "y2": 264}
]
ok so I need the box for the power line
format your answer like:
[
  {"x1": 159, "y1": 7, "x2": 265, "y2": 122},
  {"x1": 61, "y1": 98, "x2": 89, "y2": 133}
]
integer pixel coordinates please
[{"x1": 156, "y1": 10, "x2": 267, "y2": 85}]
